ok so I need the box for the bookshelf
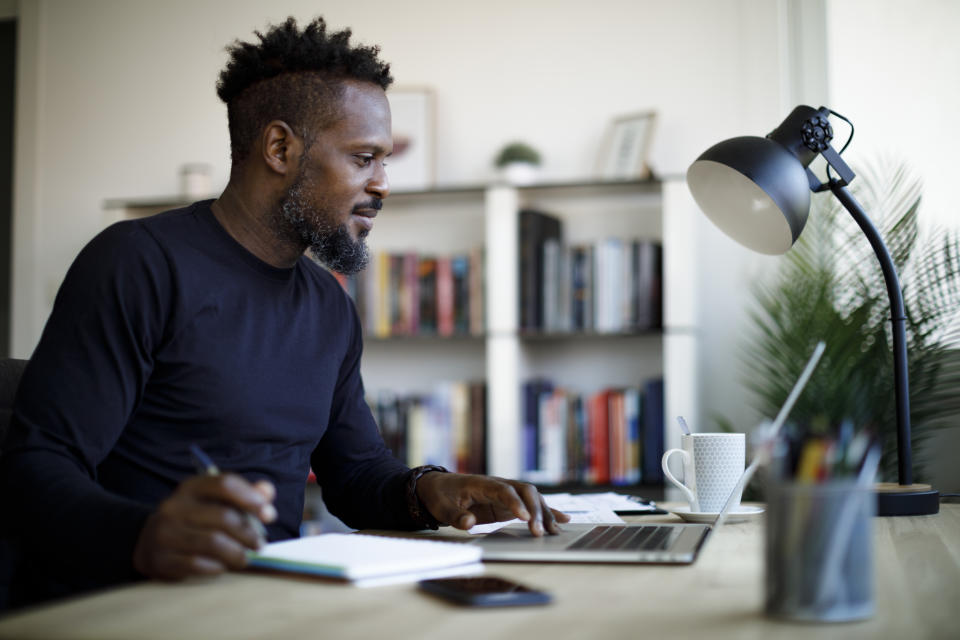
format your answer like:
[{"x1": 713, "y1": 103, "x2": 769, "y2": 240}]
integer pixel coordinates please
[{"x1": 104, "y1": 178, "x2": 699, "y2": 492}]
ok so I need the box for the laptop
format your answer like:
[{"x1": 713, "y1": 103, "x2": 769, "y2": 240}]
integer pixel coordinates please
[{"x1": 472, "y1": 519, "x2": 713, "y2": 565}]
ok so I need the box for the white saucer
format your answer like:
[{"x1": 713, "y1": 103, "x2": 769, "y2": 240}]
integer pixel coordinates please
[{"x1": 670, "y1": 505, "x2": 765, "y2": 524}]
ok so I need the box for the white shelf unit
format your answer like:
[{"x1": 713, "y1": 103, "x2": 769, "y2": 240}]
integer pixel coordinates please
[
  {"x1": 105, "y1": 179, "x2": 699, "y2": 485},
  {"x1": 359, "y1": 179, "x2": 698, "y2": 481}
]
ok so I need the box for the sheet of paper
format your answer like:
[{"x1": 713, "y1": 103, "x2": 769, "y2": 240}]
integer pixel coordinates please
[
  {"x1": 467, "y1": 493, "x2": 628, "y2": 534},
  {"x1": 579, "y1": 491, "x2": 659, "y2": 512}
]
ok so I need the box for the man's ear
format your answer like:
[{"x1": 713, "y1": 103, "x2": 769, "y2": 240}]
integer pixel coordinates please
[{"x1": 260, "y1": 120, "x2": 303, "y2": 176}]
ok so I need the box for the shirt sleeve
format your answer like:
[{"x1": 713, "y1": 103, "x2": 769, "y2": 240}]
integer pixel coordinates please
[
  {"x1": 0, "y1": 221, "x2": 170, "y2": 590},
  {"x1": 309, "y1": 297, "x2": 422, "y2": 530}
]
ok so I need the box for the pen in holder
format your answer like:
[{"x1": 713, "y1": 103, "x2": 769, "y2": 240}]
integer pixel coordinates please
[{"x1": 764, "y1": 433, "x2": 879, "y2": 622}]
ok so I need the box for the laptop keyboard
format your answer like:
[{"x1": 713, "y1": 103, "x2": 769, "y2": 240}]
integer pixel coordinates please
[{"x1": 567, "y1": 525, "x2": 673, "y2": 551}]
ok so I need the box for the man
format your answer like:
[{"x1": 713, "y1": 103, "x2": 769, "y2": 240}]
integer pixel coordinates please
[{"x1": 0, "y1": 17, "x2": 566, "y2": 605}]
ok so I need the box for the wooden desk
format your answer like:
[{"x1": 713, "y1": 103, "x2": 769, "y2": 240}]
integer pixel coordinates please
[{"x1": 0, "y1": 504, "x2": 957, "y2": 639}]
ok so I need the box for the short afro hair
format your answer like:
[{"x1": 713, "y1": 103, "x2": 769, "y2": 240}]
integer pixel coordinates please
[{"x1": 217, "y1": 17, "x2": 393, "y2": 164}]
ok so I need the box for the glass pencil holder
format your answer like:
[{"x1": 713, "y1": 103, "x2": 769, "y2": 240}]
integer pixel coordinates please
[{"x1": 764, "y1": 479, "x2": 875, "y2": 622}]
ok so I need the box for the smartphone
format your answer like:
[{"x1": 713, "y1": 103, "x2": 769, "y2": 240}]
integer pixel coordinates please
[{"x1": 418, "y1": 576, "x2": 552, "y2": 607}]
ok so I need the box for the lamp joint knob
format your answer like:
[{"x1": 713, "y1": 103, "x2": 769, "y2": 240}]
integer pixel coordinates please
[{"x1": 801, "y1": 117, "x2": 834, "y2": 152}]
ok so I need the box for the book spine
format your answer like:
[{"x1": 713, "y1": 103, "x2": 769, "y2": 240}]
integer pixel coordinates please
[
  {"x1": 407, "y1": 399, "x2": 427, "y2": 467},
  {"x1": 468, "y1": 382, "x2": 487, "y2": 474},
  {"x1": 642, "y1": 378, "x2": 665, "y2": 485},
  {"x1": 625, "y1": 387, "x2": 642, "y2": 484},
  {"x1": 404, "y1": 252, "x2": 419, "y2": 335},
  {"x1": 390, "y1": 254, "x2": 405, "y2": 336},
  {"x1": 469, "y1": 247, "x2": 485, "y2": 335},
  {"x1": 522, "y1": 379, "x2": 553, "y2": 472},
  {"x1": 538, "y1": 389, "x2": 567, "y2": 484},
  {"x1": 518, "y1": 209, "x2": 562, "y2": 332},
  {"x1": 570, "y1": 246, "x2": 586, "y2": 331},
  {"x1": 417, "y1": 256, "x2": 437, "y2": 335},
  {"x1": 632, "y1": 240, "x2": 664, "y2": 330},
  {"x1": 542, "y1": 238, "x2": 560, "y2": 332},
  {"x1": 375, "y1": 252, "x2": 391, "y2": 338},
  {"x1": 608, "y1": 390, "x2": 625, "y2": 484},
  {"x1": 589, "y1": 390, "x2": 610, "y2": 484},
  {"x1": 449, "y1": 381, "x2": 470, "y2": 473},
  {"x1": 436, "y1": 256, "x2": 454, "y2": 337},
  {"x1": 451, "y1": 254, "x2": 471, "y2": 335}
]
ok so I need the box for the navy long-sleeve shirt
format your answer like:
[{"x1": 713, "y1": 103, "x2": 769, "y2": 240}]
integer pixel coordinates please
[{"x1": 0, "y1": 200, "x2": 417, "y2": 598}]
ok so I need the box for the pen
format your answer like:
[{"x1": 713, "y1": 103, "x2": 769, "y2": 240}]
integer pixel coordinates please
[{"x1": 189, "y1": 444, "x2": 268, "y2": 545}]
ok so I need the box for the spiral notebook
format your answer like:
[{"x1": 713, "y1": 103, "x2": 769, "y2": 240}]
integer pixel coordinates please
[{"x1": 247, "y1": 533, "x2": 483, "y2": 587}]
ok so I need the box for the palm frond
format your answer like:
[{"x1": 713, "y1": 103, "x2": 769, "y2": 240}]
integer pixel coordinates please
[{"x1": 737, "y1": 159, "x2": 960, "y2": 481}]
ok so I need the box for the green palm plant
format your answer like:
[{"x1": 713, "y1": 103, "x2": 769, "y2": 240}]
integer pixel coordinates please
[{"x1": 740, "y1": 158, "x2": 960, "y2": 482}]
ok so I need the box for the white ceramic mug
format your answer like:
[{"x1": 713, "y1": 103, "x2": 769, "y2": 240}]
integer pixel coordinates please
[{"x1": 661, "y1": 433, "x2": 745, "y2": 513}]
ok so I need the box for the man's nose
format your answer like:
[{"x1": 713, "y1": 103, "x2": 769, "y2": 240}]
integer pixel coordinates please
[{"x1": 367, "y1": 162, "x2": 390, "y2": 199}]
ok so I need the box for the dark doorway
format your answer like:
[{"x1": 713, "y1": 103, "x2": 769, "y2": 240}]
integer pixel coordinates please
[{"x1": 0, "y1": 19, "x2": 14, "y2": 357}]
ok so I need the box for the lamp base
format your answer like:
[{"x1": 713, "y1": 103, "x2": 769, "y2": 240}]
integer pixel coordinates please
[{"x1": 875, "y1": 482, "x2": 939, "y2": 516}]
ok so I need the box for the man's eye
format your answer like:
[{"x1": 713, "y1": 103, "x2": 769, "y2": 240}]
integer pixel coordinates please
[{"x1": 356, "y1": 155, "x2": 373, "y2": 166}]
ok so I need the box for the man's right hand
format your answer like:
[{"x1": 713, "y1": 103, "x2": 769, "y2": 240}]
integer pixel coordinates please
[{"x1": 132, "y1": 474, "x2": 277, "y2": 580}]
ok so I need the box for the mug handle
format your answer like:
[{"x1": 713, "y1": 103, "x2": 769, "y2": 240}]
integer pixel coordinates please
[{"x1": 661, "y1": 448, "x2": 699, "y2": 511}]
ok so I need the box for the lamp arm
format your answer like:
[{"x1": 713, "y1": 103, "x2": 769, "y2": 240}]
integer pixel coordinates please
[{"x1": 828, "y1": 180, "x2": 912, "y2": 486}]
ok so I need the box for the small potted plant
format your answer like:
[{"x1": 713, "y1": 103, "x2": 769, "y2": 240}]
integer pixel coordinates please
[{"x1": 494, "y1": 141, "x2": 542, "y2": 185}]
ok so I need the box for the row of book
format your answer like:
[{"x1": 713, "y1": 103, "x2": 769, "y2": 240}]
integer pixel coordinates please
[
  {"x1": 367, "y1": 383, "x2": 487, "y2": 474},
  {"x1": 519, "y1": 209, "x2": 663, "y2": 333},
  {"x1": 521, "y1": 378, "x2": 665, "y2": 486},
  {"x1": 331, "y1": 249, "x2": 485, "y2": 338}
]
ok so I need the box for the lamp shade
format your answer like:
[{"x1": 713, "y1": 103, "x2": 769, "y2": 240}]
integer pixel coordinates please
[{"x1": 687, "y1": 136, "x2": 811, "y2": 255}]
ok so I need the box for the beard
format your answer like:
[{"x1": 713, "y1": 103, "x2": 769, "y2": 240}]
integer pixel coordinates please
[{"x1": 276, "y1": 171, "x2": 371, "y2": 275}]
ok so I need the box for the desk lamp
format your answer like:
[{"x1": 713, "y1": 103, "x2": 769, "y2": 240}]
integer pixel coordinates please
[{"x1": 686, "y1": 105, "x2": 939, "y2": 516}]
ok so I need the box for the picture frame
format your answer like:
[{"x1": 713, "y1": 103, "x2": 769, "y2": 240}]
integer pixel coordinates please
[
  {"x1": 385, "y1": 87, "x2": 435, "y2": 191},
  {"x1": 596, "y1": 111, "x2": 657, "y2": 181}
]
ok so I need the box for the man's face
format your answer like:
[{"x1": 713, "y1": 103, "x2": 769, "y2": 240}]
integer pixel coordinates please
[{"x1": 276, "y1": 80, "x2": 392, "y2": 274}]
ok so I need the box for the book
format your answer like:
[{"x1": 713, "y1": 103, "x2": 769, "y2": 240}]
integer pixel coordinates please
[
  {"x1": 468, "y1": 247, "x2": 485, "y2": 335},
  {"x1": 634, "y1": 240, "x2": 663, "y2": 330},
  {"x1": 374, "y1": 252, "x2": 391, "y2": 337},
  {"x1": 538, "y1": 388, "x2": 568, "y2": 484},
  {"x1": 436, "y1": 256, "x2": 454, "y2": 336},
  {"x1": 608, "y1": 390, "x2": 626, "y2": 484},
  {"x1": 451, "y1": 254, "x2": 471, "y2": 335},
  {"x1": 247, "y1": 533, "x2": 483, "y2": 587},
  {"x1": 467, "y1": 382, "x2": 487, "y2": 474},
  {"x1": 588, "y1": 389, "x2": 612, "y2": 484},
  {"x1": 522, "y1": 379, "x2": 553, "y2": 472},
  {"x1": 449, "y1": 381, "x2": 470, "y2": 473},
  {"x1": 417, "y1": 256, "x2": 438, "y2": 335},
  {"x1": 402, "y1": 252, "x2": 420, "y2": 335},
  {"x1": 624, "y1": 387, "x2": 642, "y2": 484},
  {"x1": 389, "y1": 254, "x2": 405, "y2": 335},
  {"x1": 518, "y1": 209, "x2": 562, "y2": 331},
  {"x1": 542, "y1": 238, "x2": 560, "y2": 332},
  {"x1": 642, "y1": 378, "x2": 665, "y2": 484}
]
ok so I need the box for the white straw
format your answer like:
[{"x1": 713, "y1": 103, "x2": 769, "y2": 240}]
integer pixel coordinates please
[{"x1": 712, "y1": 341, "x2": 826, "y2": 530}]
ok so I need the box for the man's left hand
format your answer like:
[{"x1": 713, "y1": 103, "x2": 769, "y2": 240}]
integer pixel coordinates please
[{"x1": 415, "y1": 472, "x2": 570, "y2": 536}]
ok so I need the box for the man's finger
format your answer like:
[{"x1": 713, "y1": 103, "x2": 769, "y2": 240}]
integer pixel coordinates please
[
  {"x1": 539, "y1": 496, "x2": 561, "y2": 534},
  {"x1": 453, "y1": 512, "x2": 476, "y2": 530},
  {"x1": 181, "y1": 503, "x2": 263, "y2": 550},
  {"x1": 158, "y1": 552, "x2": 226, "y2": 580},
  {"x1": 513, "y1": 483, "x2": 545, "y2": 536},
  {"x1": 474, "y1": 481, "x2": 531, "y2": 521},
  {"x1": 172, "y1": 526, "x2": 250, "y2": 570},
  {"x1": 551, "y1": 507, "x2": 572, "y2": 523},
  {"x1": 182, "y1": 474, "x2": 275, "y2": 521}
]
